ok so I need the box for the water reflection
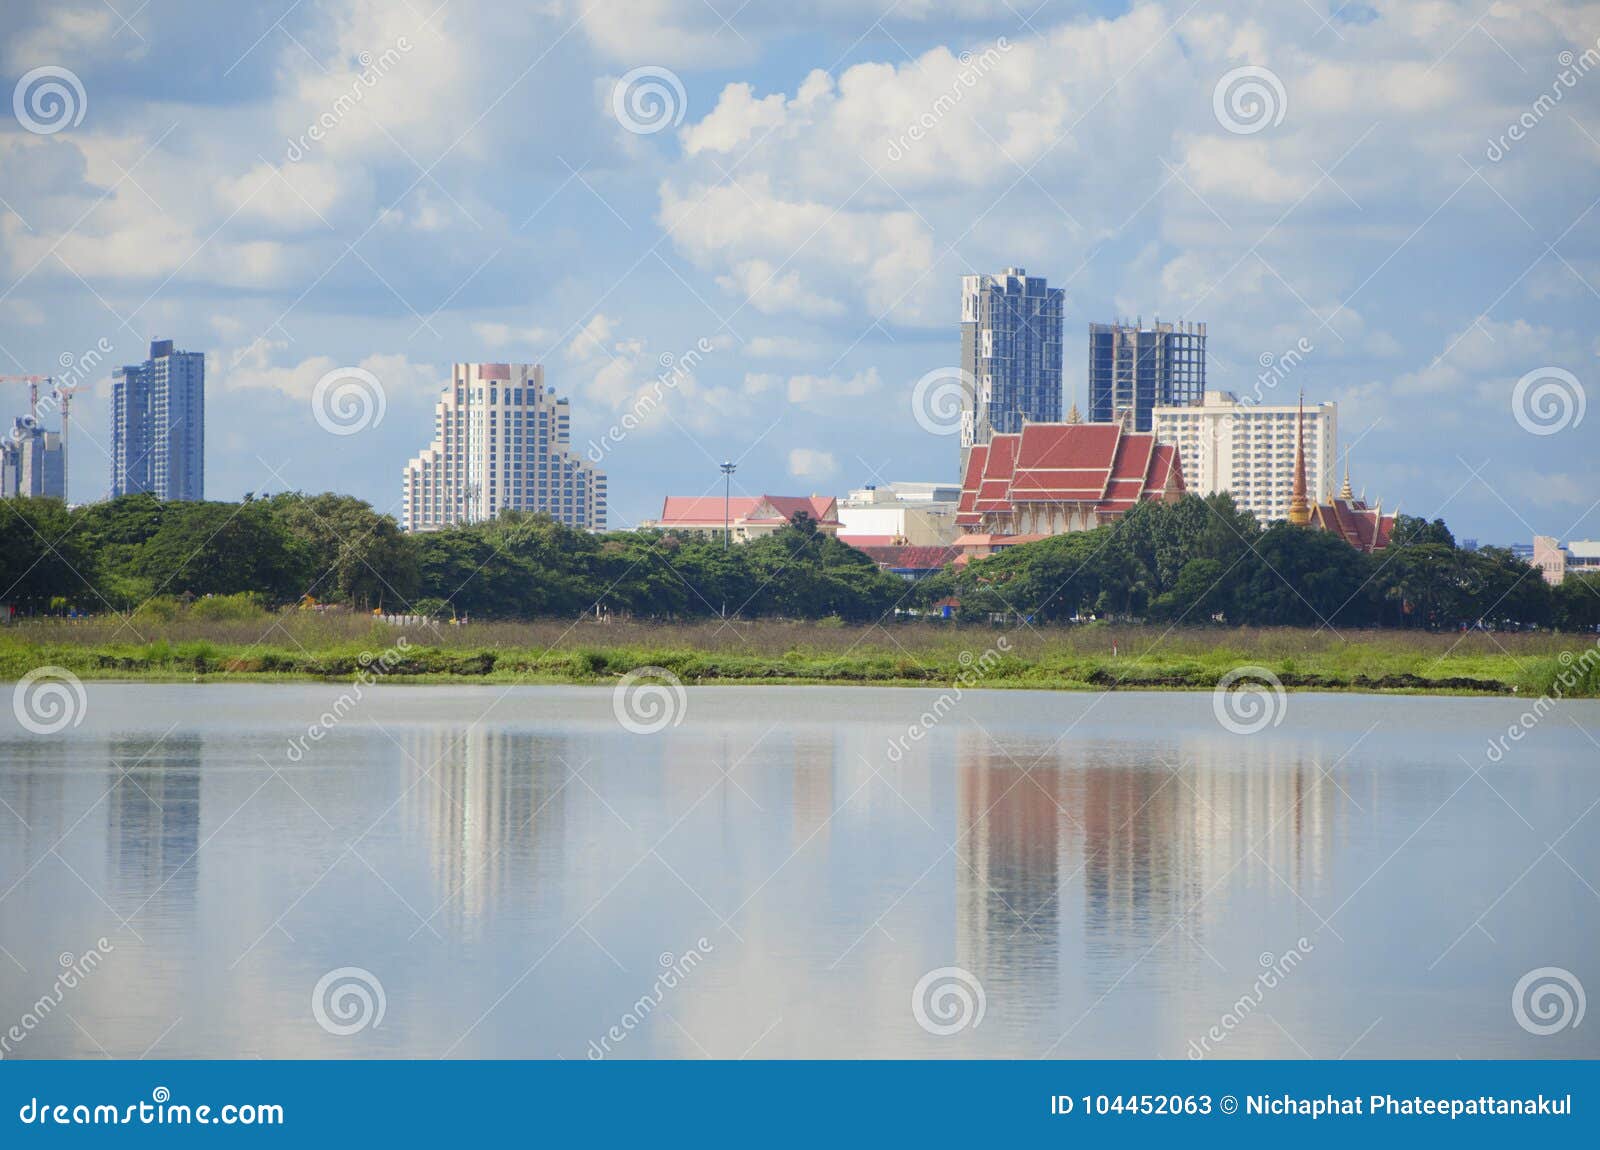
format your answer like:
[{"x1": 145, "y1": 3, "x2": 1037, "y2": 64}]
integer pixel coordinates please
[
  {"x1": 400, "y1": 729, "x2": 568, "y2": 930},
  {"x1": 106, "y1": 736, "x2": 203, "y2": 919},
  {"x1": 1, "y1": 685, "x2": 1594, "y2": 1059}
]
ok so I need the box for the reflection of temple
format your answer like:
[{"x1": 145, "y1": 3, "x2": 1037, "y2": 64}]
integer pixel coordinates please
[
  {"x1": 402, "y1": 729, "x2": 566, "y2": 928},
  {"x1": 107, "y1": 736, "x2": 202, "y2": 918},
  {"x1": 954, "y1": 731, "x2": 1341, "y2": 978}
]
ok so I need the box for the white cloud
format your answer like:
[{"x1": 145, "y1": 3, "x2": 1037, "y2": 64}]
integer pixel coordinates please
[
  {"x1": 788, "y1": 447, "x2": 836, "y2": 478},
  {"x1": 745, "y1": 335, "x2": 811, "y2": 358}
]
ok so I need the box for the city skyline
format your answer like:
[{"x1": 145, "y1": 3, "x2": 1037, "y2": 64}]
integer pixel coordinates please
[{"x1": 0, "y1": 1, "x2": 1594, "y2": 545}]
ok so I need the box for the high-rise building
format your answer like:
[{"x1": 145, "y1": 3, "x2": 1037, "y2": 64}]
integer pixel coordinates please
[
  {"x1": 111, "y1": 339, "x2": 205, "y2": 500},
  {"x1": 1, "y1": 417, "x2": 64, "y2": 499},
  {"x1": 1088, "y1": 319, "x2": 1206, "y2": 432},
  {"x1": 960, "y1": 268, "x2": 1064, "y2": 447},
  {"x1": 1153, "y1": 390, "x2": 1335, "y2": 525},
  {"x1": 402, "y1": 363, "x2": 606, "y2": 533}
]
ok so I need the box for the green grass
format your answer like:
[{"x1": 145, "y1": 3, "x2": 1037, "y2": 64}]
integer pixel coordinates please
[{"x1": 3, "y1": 614, "x2": 1598, "y2": 696}]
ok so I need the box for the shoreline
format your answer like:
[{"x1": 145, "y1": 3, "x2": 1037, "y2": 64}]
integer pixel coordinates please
[{"x1": 4, "y1": 622, "x2": 1596, "y2": 699}]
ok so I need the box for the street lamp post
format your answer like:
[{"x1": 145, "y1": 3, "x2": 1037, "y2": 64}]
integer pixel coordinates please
[{"x1": 719, "y1": 461, "x2": 737, "y2": 551}]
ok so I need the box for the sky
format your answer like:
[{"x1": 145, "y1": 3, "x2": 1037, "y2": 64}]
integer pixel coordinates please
[{"x1": 0, "y1": 0, "x2": 1595, "y2": 544}]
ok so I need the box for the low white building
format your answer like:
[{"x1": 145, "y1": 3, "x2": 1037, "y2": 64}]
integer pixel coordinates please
[
  {"x1": 1153, "y1": 390, "x2": 1336, "y2": 525},
  {"x1": 837, "y1": 482, "x2": 960, "y2": 546}
]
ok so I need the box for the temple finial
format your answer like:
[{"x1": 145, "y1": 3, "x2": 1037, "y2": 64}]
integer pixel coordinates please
[
  {"x1": 1339, "y1": 448, "x2": 1353, "y2": 501},
  {"x1": 1288, "y1": 388, "x2": 1311, "y2": 526}
]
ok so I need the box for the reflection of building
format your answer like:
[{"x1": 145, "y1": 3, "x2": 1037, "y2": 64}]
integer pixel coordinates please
[
  {"x1": 402, "y1": 362, "x2": 606, "y2": 532},
  {"x1": 643, "y1": 494, "x2": 839, "y2": 541},
  {"x1": 953, "y1": 420, "x2": 1183, "y2": 556},
  {"x1": 837, "y1": 482, "x2": 960, "y2": 546},
  {"x1": 404, "y1": 729, "x2": 566, "y2": 927},
  {"x1": 1, "y1": 417, "x2": 64, "y2": 499},
  {"x1": 106, "y1": 737, "x2": 202, "y2": 915},
  {"x1": 961, "y1": 268, "x2": 1064, "y2": 447},
  {"x1": 112, "y1": 339, "x2": 205, "y2": 500},
  {"x1": 788, "y1": 733, "x2": 836, "y2": 850},
  {"x1": 956, "y1": 738, "x2": 1065, "y2": 991},
  {"x1": 1153, "y1": 390, "x2": 1335, "y2": 525},
  {"x1": 1089, "y1": 319, "x2": 1206, "y2": 432}
]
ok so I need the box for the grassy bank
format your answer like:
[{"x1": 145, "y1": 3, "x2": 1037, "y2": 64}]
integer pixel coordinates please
[{"x1": 3, "y1": 615, "x2": 1598, "y2": 697}]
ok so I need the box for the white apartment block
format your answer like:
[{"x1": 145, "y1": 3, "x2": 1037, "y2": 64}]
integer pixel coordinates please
[
  {"x1": 1153, "y1": 390, "x2": 1336, "y2": 525},
  {"x1": 402, "y1": 363, "x2": 606, "y2": 533}
]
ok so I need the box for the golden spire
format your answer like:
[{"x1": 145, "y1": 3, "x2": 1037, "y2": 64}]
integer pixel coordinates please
[
  {"x1": 1288, "y1": 389, "x2": 1311, "y2": 526},
  {"x1": 1339, "y1": 449, "x2": 1353, "y2": 501},
  {"x1": 1066, "y1": 399, "x2": 1081, "y2": 424}
]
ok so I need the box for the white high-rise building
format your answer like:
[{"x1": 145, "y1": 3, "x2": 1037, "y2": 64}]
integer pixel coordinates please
[
  {"x1": 402, "y1": 363, "x2": 606, "y2": 533},
  {"x1": 1153, "y1": 390, "x2": 1335, "y2": 525}
]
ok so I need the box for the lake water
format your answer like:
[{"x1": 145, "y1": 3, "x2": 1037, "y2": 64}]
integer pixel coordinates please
[{"x1": 1, "y1": 683, "x2": 1596, "y2": 1060}]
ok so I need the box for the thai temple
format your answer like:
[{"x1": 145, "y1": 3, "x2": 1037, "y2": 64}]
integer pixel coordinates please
[
  {"x1": 1287, "y1": 392, "x2": 1397, "y2": 552},
  {"x1": 952, "y1": 405, "x2": 1185, "y2": 561}
]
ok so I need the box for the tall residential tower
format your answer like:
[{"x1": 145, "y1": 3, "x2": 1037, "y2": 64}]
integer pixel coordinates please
[
  {"x1": 1088, "y1": 319, "x2": 1206, "y2": 432},
  {"x1": 111, "y1": 339, "x2": 205, "y2": 500},
  {"x1": 402, "y1": 362, "x2": 606, "y2": 533},
  {"x1": 959, "y1": 268, "x2": 1064, "y2": 447}
]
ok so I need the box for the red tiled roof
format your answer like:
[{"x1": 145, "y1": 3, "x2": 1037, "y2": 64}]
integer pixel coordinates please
[
  {"x1": 1312, "y1": 498, "x2": 1396, "y2": 553},
  {"x1": 957, "y1": 421, "x2": 1184, "y2": 525},
  {"x1": 656, "y1": 494, "x2": 839, "y2": 526},
  {"x1": 853, "y1": 544, "x2": 959, "y2": 570},
  {"x1": 976, "y1": 434, "x2": 1021, "y2": 511},
  {"x1": 956, "y1": 445, "x2": 989, "y2": 526}
]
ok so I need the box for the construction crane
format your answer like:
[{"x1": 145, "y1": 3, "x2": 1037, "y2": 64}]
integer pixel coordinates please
[
  {"x1": 52, "y1": 383, "x2": 87, "y2": 504},
  {"x1": 0, "y1": 374, "x2": 50, "y2": 421}
]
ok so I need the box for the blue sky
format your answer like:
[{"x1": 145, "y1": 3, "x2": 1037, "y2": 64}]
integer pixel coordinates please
[{"x1": 0, "y1": 0, "x2": 1595, "y2": 543}]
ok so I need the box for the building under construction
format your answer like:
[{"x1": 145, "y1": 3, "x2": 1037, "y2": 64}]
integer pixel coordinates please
[{"x1": 1087, "y1": 319, "x2": 1206, "y2": 432}]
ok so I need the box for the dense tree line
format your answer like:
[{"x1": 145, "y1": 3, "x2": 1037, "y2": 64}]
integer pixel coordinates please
[
  {"x1": 919, "y1": 494, "x2": 1598, "y2": 631},
  {"x1": 0, "y1": 494, "x2": 903, "y2": 623},
  {"x1": 2, "y1": 492, "x2": 1595, "y2": 630}
]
